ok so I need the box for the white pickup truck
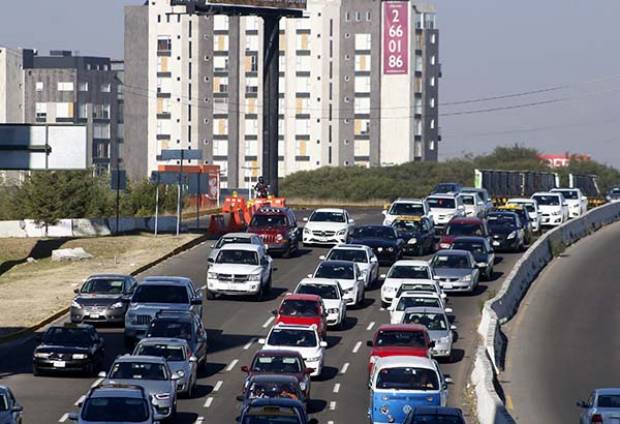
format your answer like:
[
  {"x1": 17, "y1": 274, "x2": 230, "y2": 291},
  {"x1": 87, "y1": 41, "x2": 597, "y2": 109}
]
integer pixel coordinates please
[{"x1": 551, "y1": 188, "x2": 588, "y2": 218}]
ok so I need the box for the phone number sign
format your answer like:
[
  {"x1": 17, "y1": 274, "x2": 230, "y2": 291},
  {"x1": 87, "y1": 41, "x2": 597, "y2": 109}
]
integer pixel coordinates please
[{"x1": 383, "y1": 2, "x2": 409, "y2": 75}]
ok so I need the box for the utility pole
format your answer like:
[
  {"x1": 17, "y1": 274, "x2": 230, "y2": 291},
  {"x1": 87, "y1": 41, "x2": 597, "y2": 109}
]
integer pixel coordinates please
[
  {"x1": 262, "y1": 14, "x2": 281, "y2": 196},
  {"x1": 176, "y1": 150, "x2": 185, "y2": 236}
]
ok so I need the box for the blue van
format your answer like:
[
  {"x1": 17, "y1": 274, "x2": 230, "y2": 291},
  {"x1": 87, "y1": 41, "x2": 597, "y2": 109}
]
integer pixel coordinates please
[{"x1": 368, "y1": 356, "x2": 450, "y2": 424}]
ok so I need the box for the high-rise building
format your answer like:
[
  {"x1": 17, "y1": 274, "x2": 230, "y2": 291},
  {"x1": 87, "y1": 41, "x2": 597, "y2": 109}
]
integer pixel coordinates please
[
  {"x1": 124, "y1": 0, "x2": 440, "y2": 187},
  {"x1": 0, "y1": 47, "x2": 25, "y2": 123}
]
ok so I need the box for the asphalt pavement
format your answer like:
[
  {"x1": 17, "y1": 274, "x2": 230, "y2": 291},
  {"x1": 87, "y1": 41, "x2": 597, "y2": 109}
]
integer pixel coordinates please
[
  {"x1": 0, "y1": 208, "x2": 523, "y2": 423},
  {"x1": 504, "y1": 220, "x2": 620, "y2": 423}
]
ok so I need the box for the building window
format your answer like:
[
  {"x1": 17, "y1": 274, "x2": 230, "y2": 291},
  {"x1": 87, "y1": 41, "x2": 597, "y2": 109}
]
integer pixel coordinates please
[
  {"x1": 366, "y1": 11, "x2": 371, "y2": 21},
  {"x1": 157, "y1": 36, "x2": 172, "y2": 53},
  {"x1": 214, "y1": 15, "x2": 229, "y2": 31},
  {"x1": 430, "y1": 119, "x2": 435, "y2": 129},
  {"x1": 35, "y1": 82, "x2": 44, "y2": 92},
  {"x1": 245, "y1": 119, "x2": 258, "y2": 136},
  {"x1": 354, "y1": 119, "x2": 370, "y2": 136},
  {"x1": 57, "y1": 82, "x2": 74, "y2": 92},
  {"x1": 55, "y1": 102, "x2": 74, "y2": 119},
  {"x1": 354, "y1": 97, "x2": 370, "y2": 114},
  {"x1": 246, "y1": 34, "x2": 259, "y2": 52},
  {"x1": 94, "y1": 104, "x2": 111, "y2": 119},
  {"x1": 213, "y1": 77, "x2": 228, "y2": 94},
  {"x1": 295, "y1": 119, "x2": 310, "y2": 136},
  {"x1": 78, "y1": 103, "x2": 88, "y2": 119},
  {"x1": 429, "y1": 140, "x2": 436, "y2": 150},
  {"x1": 246, "y1": 77, "x2": 258, "y2": 94},
  {"x1": 354, "y1": 76, "x2": 371, "y2": 93},
  {"x1": 93, "y1": 123, "x2": 111, "y2": 139},
  {"x1": 355, "y1": 55, "x2": 371, "y2": 72},
  {"x1": 35, "y1": 102, "x2": 47, "y2": 120},
  {"x1": 214, "y1": 56, "x2": 229, "y2": 72},
  {"x1": 213, "y1": 119, "x2": 228, "y2": 135},
  {"x1": 430, "y1": 97, "x2": 436, "y2": 108},
  {"x1": 431, "y1": 34, "x2": 437, "y2": 44},
  {"x1": 431, "y1": 55, "x2": 436, "y2": 65},
  {"x1": 430, "y1": 77, "x2": 436, "y2": 87},
  {"x1": 214, "y1": 35, "x2": 229, "y2": 51},
  {"x1": 213, "y1": 139, "x2": 228, "y2": 156},
  {"x1": 355, "y1": 33, "x2": 371, "y2": 51},
  {"x1": 345, "y1": 12, "x2": 350, "y2": 22}
]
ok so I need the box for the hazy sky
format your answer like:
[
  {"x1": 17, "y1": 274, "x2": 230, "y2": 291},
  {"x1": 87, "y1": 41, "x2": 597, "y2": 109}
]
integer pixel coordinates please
[{"x1": 1, "y1": 0, "x2": 619, "y2": 166}]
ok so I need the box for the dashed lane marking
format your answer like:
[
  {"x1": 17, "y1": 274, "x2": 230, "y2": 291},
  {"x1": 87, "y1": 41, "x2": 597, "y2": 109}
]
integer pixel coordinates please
[
  {"x1": 366, "y1": 321, "x2": 375, "y2": 331},
  {"x1": 204, "y1": 397, "x2": 214, "y2": 408},
  {"x1": 58, "y1": 413, "x2": 69, "y2": 423},
  {"x1": 243, "y1": 338, "x2": 257, "y2": 350},
  {"x1": 193, "y1": 417, "x2": 205, "y2": 424},
  {"x1": 213, "y1": 380, "x2": 223, "y2": 392},
  {"x1": 91, "y1": 378, "x2": 103, "y2": 388},
  {"x1": 329, "y1": 401, "x2": 337, "y2": 410},
  {"x1": 340, "y1": 363, "x2": 350, "y2": 374},
  {"x1": 352, "y1": 341, "x2": 362, "y2": 353},
  {"x1": 333, "y1": 383, "x2": 340, "y2": 393},
  {"x1": 262, "y1": 316, "x2": 275, "y2": 328},
  {"x1": 74, "y1": 395, "x2": 85, "y2": 406},
  {"x1": 226, "y1": 359, "x2": 239, "y2": 372}
]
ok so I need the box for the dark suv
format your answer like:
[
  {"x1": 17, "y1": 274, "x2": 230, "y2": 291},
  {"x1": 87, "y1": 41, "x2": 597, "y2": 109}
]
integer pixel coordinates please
[{"x1": 248, "y1": 207, "x2": 301, "y2": 257}]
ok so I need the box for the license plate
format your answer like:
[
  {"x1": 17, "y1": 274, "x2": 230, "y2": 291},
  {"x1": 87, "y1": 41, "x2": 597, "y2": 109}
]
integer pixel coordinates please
[
  {"x1": 443, "y1": 283, "x2": 453, "y2": 289},
  {"x1": 492, "y1": 241, "x2": 500, "y2": 246},
  {"x1": 89, "y1": 313, "x2": 101, "y2": 319},
  {"x1": 52, "y1": 361, "x2": 66, "y2": 368}
]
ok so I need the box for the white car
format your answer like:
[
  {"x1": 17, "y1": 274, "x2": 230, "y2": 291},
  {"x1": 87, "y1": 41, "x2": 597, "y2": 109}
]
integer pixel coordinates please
[
  {"x1": 461, "y1": 187, "x2": 493, "y2": 215},
  {"x1": 380, "y1": 260, "x2": 435, "y2": 307},
  {"x1": 382, "y1": 198, "x2": 429, "y2": 226},
  {"x1": 459, "y1": 192, "x2": 485, "y2": 218},
  {"x1": 206, "y1": 244, "x2": 273, "y2": 300},
  {"x1": 551, "y1": 188, "x2": 588, "y2": 218},
  {"x1": 302, "y1": 208, "x2": 354, "y2": 246},
  {"x1": 506, "y1": 198, "x2": 541, "y2": 232},
  {"x1": 208, "y1": 233, "x2": 266, "y2": 265},
  {"x1": 319, "y1": 244, "x2": 379, "y2": 288},
  {"x1": 531, "y1": 192, "x2": 569, "y2": 227},
  {"x1": 294, "y1": 278, "x2": 347, "y2": 328},
  {"x1": 426, "y1": 194, "x2": 466, "y2": 229},
  {"x1": 388, "y1": 292, "x2": 452, "y2": 324},
  {"x1": 259, "y1": 323, "x2": 327, "y2": 378},
  {"x1": 311, "y1": 260, "x2": 365, "y2": 307}
]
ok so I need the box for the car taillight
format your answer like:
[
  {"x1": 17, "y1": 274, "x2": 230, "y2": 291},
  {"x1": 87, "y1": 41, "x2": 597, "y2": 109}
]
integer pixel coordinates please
[{"x1": 592, "y1": 414, "x2": 603, "y2": 423}]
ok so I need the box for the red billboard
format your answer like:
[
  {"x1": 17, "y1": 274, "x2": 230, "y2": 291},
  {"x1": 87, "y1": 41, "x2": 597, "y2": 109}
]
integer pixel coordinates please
[{"x1": 383, "y1": 2, "x2": 409, "y2": 75}]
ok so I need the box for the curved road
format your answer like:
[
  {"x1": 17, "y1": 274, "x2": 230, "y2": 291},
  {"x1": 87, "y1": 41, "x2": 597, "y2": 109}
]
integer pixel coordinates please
[
  {"x1": 504, "y1": 220, "x2": 620, "y2": 423},
  {"x1": 0, "y1": 208, "x2": 523, "y2": 423}
]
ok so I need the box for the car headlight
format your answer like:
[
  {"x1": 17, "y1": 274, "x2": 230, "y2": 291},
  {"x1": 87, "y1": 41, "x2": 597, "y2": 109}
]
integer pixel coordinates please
[
  {"x1": 439, "y1": 336, "x2": 452, "y2": 344},
  {"x1": 552, "y1": 210, "x2": 561, "y2": 216},
  {"x1": 382, "y1": 285, "x2": 397, "y2": 294},
  {"x1": 34, "y1": 352, "x2": 51, "y2": 359},
  {"x1": 306, "y1": 356, "x2": 321, "y2": 363},
  {"x1": 386, "y1": 247, "x2": 394, "y2": 252},
  {"x1": 275, "y1": 233, "x2": 284, "y2": 242},
  {"x1": 248, "y1": 273, "x2": 261, "y2": 281},
  {"x1": 337, "y1": 228, "x2": 347, "y2": 236},
  {"x1": 461, "y1": 275, "x2": 472, "y2": 282},
  {"x1": 207, "y1": 271, "x2": 217, "y2": 279},
  {"x1": 154, "y1": 393, "x2": 171, "y2": 400},
  {"x1": 72, "y1": 353, "x2": 88, "y2": 360},
  {"x1": 176, "y1": 370, "x2": 185, "y2": 378},
  {"x1": 439, "y1": 243, "x2": 451, "y2": 249},
  {"x1": 477, "y1": 262, "x2": 488, "y2": 268},
  {"x1": 328, "y1": 308, "x2": 339, "y2": 314},
  {"x1": 71, "y1": 300, "x2": 83, "y2": 309},
  {"x1": 343, "y1": 287, "x2": 355, "y2": 294},
  {"x1": 507, "y1": 231, "x2": 516, "y2": 239},
  {"x1": 377, "y1": 247, "x2": 383, "y2": 252},
  {"x1": 110, "y1": 301, "x2": 123, "y2": 309},
  {"x1": 408, "y1": 238, "x2": 417, "y2": 244},
  {"x1": 304, "y1": 227, "x2": 311, "y2": 234}
]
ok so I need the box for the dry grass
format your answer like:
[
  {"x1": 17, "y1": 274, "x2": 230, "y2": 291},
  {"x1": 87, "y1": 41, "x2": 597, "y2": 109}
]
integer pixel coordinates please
[
  {"x1": 0, "y1": 239, "x2": 39, "y2": 267},
  {"x1": 286, "y1": 198, "x2": 390, "y2": 208}
]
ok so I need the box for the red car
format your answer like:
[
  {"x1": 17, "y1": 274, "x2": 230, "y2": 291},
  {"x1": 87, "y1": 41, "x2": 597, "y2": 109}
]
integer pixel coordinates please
[
  {"x1": 247, "y1": 207, "x2": 301, "y2": 257},
  {"x1": 273, "y1": 294, "x2": 327, "y2": 339},
  {"x1": 438, "y1": 217, "x2": 489, "y2": 250},
  {"x1": 366, "y1": 324, "x2": 433, "y2": 374}
]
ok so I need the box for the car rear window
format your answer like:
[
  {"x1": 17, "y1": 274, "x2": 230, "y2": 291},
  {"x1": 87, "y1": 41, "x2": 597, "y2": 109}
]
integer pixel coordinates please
[
  {"x1": 375, "y1": 330, "x2": 427, "y2": 348},
  {"x1": 598, "y1": 395, "x2": 620, "y2": 408},
  {"x1": 251, "y1": 215, "x2": 287, "y2": 227},
  {"x1": 252, "y1": 356, "x2": 302, "y2": 373},
  {"x1": 280, "y1": 300, "x2": 320, "y2": 317},
  {"x1": 132, "y1": 285, "x2": 189, "y2": 304},
  {"x1": 412, "y1": 415, "x2": 464, "y2": 424}
]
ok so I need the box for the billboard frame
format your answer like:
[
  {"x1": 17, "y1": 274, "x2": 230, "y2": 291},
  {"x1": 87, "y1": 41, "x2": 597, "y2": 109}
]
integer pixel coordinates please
[{"x1": 172, "y1": 0, "x2": 305, "y2": 17}]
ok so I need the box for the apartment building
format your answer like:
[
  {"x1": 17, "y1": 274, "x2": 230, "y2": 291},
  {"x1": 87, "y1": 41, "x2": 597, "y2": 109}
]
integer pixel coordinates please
[{"x1": 124, "y1": 0, "x2": 440, "y2": 187}]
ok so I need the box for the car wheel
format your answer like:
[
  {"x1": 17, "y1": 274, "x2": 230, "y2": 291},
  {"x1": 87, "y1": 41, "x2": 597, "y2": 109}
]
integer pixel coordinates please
[
  {"x1": 255, "y1": 285, "x2": 264, "y2": 302},
  {"x1": 266, "y1": 272, "x2": 273, "y2": 292},
  {"x1": 381, "y1": 300, "x2": 390, "y2": 309},
  {"x1": 206, "y1": 289, "x2": 216, "y2": 301},
  {"x1": 32, "y1": 365, "x2": 40, "y2": 377},
  {"x1": 417, "y1": 245, "x2": 424, "y2": 256},
  {"x1": 186, "y1": 380, "x2": 194, "y2": 399}
]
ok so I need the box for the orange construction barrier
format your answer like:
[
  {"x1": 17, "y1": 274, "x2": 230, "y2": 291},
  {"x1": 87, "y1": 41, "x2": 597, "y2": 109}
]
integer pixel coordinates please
[
  {"x1": 270, "y1": 197, "x2": 287, "y2": 208},
  {"x1": 223, "y1": 194, "x2": 246, "y2": 214},
  {"x1": 228, "y1": 210, "x2": 246, "y2": 232},
  {"x1": 207, "y1": 214, "x2": 226, "y2": 237}
]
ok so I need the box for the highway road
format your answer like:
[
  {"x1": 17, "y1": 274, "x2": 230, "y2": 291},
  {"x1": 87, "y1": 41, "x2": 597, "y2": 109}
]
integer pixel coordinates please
[
  {"x1": 0, "y1": 208, "x2": 523, "y2": 423},
  {"x1": 504, "y1": 220, "x2": 620, "y2": 423}
]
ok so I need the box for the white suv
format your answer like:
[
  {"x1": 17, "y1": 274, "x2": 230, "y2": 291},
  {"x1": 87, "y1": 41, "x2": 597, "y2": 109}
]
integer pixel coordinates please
[
  {"x1": 380, "y1": 260, "x2": 435, "y2": 308},
  {"x1": 319, "y1": 244, "x2": 379, "y2": 288},
  {"x1": 302, "y1": 208, "x2": 353, "y2": 245},
  {"x1": 206, "y1": 244, "x2": 273, "y2": 300},
  {"x1": 426, "y1": 194, "x2": 465, "y2": 229},
  {"x1": 531, "y1": 192, "x2": 569, "y2": 227},
  {"x1": 382, "y1": 199, "x2": 429, "y2": 226},
  {"x1": 259, "y1": 324, "x2": 327, "y2": 378},
  {"x1": 551, "y1": 188, "x2": 588, "y2": 218}
]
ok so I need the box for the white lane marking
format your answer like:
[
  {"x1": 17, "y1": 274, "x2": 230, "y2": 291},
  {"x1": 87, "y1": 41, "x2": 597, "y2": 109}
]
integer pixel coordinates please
[
  {"x1": 200, "y1": 284, "x2": 207, "y2": 290},
  {"x1": 74, "y1": 395, "x2": 86, "y2": 406},
  {"x1": 333, "y1": 383, "x2": 340, "y2": 393},
  {"x1": 328, "y1": 421, "x2": 335, "y2": 424},
  {"x1": 340, "y1": 363, "x2": 350, "y2": 374},
  {"x1": 262, "y1": 316, "x2": 275, "y2": 328},
  {"x1": 91, "y1": 378, "x2": 103, "y2": 388},
  {"x1": 58, "y1": 413, "x2": 69, "y2": 423},
  {"x1": 243, "y1": 338, "x2": 257, "y2": 350},
  {"x1": 194, "y1": 417, "x2": 205, "y2": 424},
  {"x1": 366, "y1": 321, "x2": 375, "y2": 331},
  {"x1": 329, "y1": 401, "x2": 337, "y2": 410},
  {"x1": 213, "y1": 380, "x2": 223, "y2": 392},
  {"x1": 380, "y1": 307, "x2": 386, "y2": 311},
  {"x1": 204, "y1": 397, "x2": 214, "y2": 408},
  {"x1": 226, "y1": 359, "x2": 239, "y2": 372},
  {"x1": 352, "y1": 341, "x2": 362, "y2": 353}
]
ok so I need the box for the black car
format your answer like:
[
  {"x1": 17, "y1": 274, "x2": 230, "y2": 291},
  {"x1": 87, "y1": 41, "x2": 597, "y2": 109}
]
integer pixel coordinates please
[
  {"x1": 391, "y1": 217, "x2": 435, "y2": 256},
  {"x1": 70, "y1": 274, "x2": 138, "y2": 325},
  {"x1": 404, "y1": 406, "x2": 466, "y2": 424},
  {"x1": 146, "y1": 310, "x2": 208, "y2": 368},
  {"x1": 347, "y1": 225, "x2": 405, "y2": 265},
  {"x1": 451, "y1": 236, "x2": 495, "y2": 280},
  {"x1": 236, "y1": 374, "x2": 305, "y2": 411},
  {"x1": 32, "y1": 324, "x2": 104, "y2": 376},
  {"x1": 495, "y1": 205, "x2": 533, "y2": 244},
  {"x1": 487, "y1": 211, "x2": 526, "y2": 252}
]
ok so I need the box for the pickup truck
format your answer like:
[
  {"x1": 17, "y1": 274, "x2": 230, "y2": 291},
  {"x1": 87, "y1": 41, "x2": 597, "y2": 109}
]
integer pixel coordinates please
[{"x1": 551, "y1": 188, "x2": 588, "y2": 218}]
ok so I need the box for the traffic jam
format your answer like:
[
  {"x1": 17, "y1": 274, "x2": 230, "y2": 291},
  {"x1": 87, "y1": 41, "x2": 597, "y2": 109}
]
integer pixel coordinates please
[{"x1": 3, "y1": 185, "x2": 589, "y2": 424}]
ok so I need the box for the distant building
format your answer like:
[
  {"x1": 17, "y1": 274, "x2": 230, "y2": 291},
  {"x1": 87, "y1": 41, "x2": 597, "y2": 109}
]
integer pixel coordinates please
[
  {"x1": 124, "y1": 0, "x2": 441, "y2": 186},
  {"x1": 540, "y1": 153, "x2": 591, "y2": 168},
  {"x1": 0, "y1": 47, "x2": 25, "y2": 123}
]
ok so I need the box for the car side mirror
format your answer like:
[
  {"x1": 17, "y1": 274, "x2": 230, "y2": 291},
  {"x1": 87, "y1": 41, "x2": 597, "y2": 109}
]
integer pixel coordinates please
[
  {"x1": 450, "y1": 325, "x2": 457, "y2": 331},
  {"x1": 68, "y1": 412, "x2": 79, "y2": 421},
  {"x1": 73, "y1": 288, "x2": 80, "y2": 294},
  {"x1": 210, "y1": 244, "x2": 215, "y2": 248},
  {"x1": 303, "y1": 217, "x2": 309, "y2": 222},
  {"x1": 191, "y1": 298, "x2": 203, "y2": 305},
  {"x1": 380, "y1": 274, "x2": 386, "y2": 279},
  {"x1": 576, "y1": 401, "x2": 588, "y2": 408},
  {"x1": 98, "y1": 371, "x2": 107, "y2": 378},
  {"x1": 189, "y1": 356, "x2": 198, "y2": 363},
  {"x1": 319, "y1": 255, "x2": 326, "y2": 261},
  {"x1": 305, "y1": 367, "x2": 314, "y2": 375},
  {"x1": 366, "y1": 340, "x2": 373, "y2": 347},
  {"x1": 208, "y1": 257, "x2": 214, "y2": 263},
  {"x1": 445, "y1": 377, "x2": 453, "y2": 384},
  {"x1": 319, "y1": 341, "x2": 328, "y2": 348},
  {"x1": 440, "y1": 293, "x2": 447, "y2": 299},
  {"x1": 271, "y1": 309, "x2": 278, "y2": 316},
  {"x1": 236, "y1": 395, "x2": 245, "y2": 402},
  {"x1": 241, "y1": 365, "x2": 249, "y2": 373},
  {"x1": 11, "y1": 405, "x2": 23, "y2": 413},
  {"x1": 171, "y1": 374, "x2": 180, "y2": 381},
  {"x1": 371, "y1": 257, "x2": 378, "y2": 263},
  {"x1": 307, "y1": 274, "x2": 313, "y2": 278},
  {"x1": 445, "y1": 307, "x2": 453, "y2": 314},
  {"x1": 348, "y1": 219, "x2": 355, "y2": 224},
  {"x1": 382, "y1": 210, "x2": 387, "y2": 215},
  {"x1": 258, "y1": 338, "x2": 266, "y2": 345}
]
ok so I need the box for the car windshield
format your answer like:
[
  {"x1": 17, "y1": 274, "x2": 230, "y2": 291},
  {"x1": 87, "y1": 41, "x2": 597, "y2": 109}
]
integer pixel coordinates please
[
  {"x1": 315, "y1": 263, "x2": 354, "y2": 280},
  {"x1": 461, "y1": 195, "x2": 475, "y2": 205},
  {"x1": 43, "y1": 327, "x2": 92, "y2": 347},
  {"x1": 452, "y1": 241, "x2": 486, "y2": 255},
  {"x1": 267, "y1": 329, "x2": 317, "y2": 348},
  {"x1": 252, "y1": 355, "x2": 303, "y2": 373},
  {"x1": 610, "y1": 188, "x2": 620, "y2": 195},
  {"x1": 280, "y1": 300, "x2": 320, "y2": 317},
  {"x1": 109, "y1": 361, "x2": 167, "y2": 380},
  {"x1": 387, "y1": 265, "x2": 430, "y2": 279},
  {"x1": 132, "y1": 285, "x2": 189, "y2": 304},
  {"x1": 81, "y1": 397, "x2": 149, "y2": 422},
  {"x1": 392, "y1": 220, "x2": 423, "y2": 232},
  {"x1": 81, "y1": 278, "x2": 125, "y2": 295},
  {"x1": 509, "y1": 202, "x2": 535, "y2": 213},
  {"x1": 0, "y1": 394, "x2": 8, "y2": 411},
  {"x1": 135, "y1": 344, "x2": 186, "y2": 361},
  {"x1": 148, "y1": 321, "x2": 193, "y2": 341},
  {"x1": 375, "y1": 330, "x2": 427, "y2": 348},
  {"x1": 349, "y1": 226, "x2": 396, "y2": 240},
  {"x1": 487, "y1": 215, "x2": 516, "y2": 230},
  {"x1": 389, "y1": 203, "x2": 425, "y2": 216},
  {"x1": 249, "y1": 381, "x2": 299, "y2": 399},
  {"x1": 532, "y1": 195, "x2": 560, "y2": 206},
  {"x1": 216, "y1": 249, "x2": 259, "y2": 265},
  {"x1": 327, "y1": 249, "x2": 368, "y2": 263},
  {"x1": 215, "y1": 236, "x2": 252, "y2": 248},
  {"x1": 598, "y1": 395, "x2": 620, "y2": 408},
  {"x1": 446, "y1": 223, "x2": 484, "y2": 237},
  {"x1": 427, "y1": 198, "x2": 456, "y2": 209},
  {"x1": 402, "y1": 312, "x2": 448, "y2": 331},
  {"x1": 431, "y1": 254, "x2": 470, "y2": 269},
  {"x1": 411, "y1": 415, "x2": 464, "y2": 424},
  {"x1": 309, "y1": 211, "x2": 345, "y2": 222},
  {"x1": 396, "y1": 285, "x2": 436, "y2": 297},
  {"x1": 555, "y1": 190, "x2": 578, "y2": 199},
  {"x1": 297, "y1": 284, "x2": 339, "y2": 300},
  {"x1": 396, "y1": 297, "x2": 441, "y2": 311},
  {"x1": 251, "y1": 215, "x2": 287, "y2": 227},
  {"x1": 243, "y1": 409, "x2": 300, "y2": 424},
  {"x1": 376, "y1": 367, "x2": 439, "y2": 391}
]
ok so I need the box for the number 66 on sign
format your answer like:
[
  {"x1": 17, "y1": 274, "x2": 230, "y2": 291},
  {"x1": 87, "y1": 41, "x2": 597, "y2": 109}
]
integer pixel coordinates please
[{"x1": 383, "y1": 2, "x2": 409, "y2": 75}]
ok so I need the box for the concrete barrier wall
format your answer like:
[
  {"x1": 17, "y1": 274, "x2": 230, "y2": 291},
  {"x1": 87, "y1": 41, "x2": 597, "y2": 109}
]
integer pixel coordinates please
[{"x1": 472, "y1": 202, "x2": 620, "y2": 424}]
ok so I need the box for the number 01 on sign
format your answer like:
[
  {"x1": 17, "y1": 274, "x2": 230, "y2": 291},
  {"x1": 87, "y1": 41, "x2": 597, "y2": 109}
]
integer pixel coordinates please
[{"x1": 383, "y1": 2, "x2": 409, "y2": 75}]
